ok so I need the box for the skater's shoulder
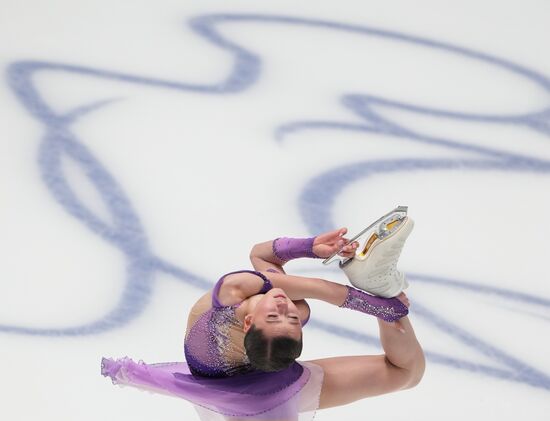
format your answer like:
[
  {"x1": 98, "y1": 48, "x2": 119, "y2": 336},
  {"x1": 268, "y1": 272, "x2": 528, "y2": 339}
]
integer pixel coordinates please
[{"x1": 215, "y1": 271, "x2": 267, "y2": 306}]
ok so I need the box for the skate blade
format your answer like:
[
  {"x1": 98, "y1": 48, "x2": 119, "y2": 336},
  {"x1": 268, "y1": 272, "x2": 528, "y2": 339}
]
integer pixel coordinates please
[{"x1": 323, "y1": 205, "x2": 408, "y2": 266}]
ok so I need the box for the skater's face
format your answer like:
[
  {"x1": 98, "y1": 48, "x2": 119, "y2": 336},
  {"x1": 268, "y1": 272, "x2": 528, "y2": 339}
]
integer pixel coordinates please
[{"x1": 244, "y1": 288, "x2": 302, "y2": 340}]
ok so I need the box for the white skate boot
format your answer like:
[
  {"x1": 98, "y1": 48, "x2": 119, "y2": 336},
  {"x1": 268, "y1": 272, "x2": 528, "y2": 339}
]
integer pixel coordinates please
[{"x1": 323, "y1": 206, "x2": 414, "y2": 298}]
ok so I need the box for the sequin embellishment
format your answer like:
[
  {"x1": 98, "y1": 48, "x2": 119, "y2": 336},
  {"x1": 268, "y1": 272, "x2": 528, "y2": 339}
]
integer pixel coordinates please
[
  {"x1": 184, "y1": 306, "x2": 251, "y2": 378},
  {"x1": 339, "y1": 286, "x2": 408, "y2": 322}
]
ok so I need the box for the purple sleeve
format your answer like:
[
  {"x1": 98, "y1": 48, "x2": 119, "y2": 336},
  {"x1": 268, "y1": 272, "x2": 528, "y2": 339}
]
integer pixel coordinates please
[
  {"x1": 339, "y1": 286, "x2": 408, "y2": 322},
  {"x1": 272, "y1": 237, "x2": 321, "y2": 262}
]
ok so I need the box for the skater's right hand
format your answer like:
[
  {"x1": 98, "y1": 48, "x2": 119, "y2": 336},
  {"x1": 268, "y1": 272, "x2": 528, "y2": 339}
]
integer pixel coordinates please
[{"x1": 313, "y1": 227, "x2": 359, "y2": 259}]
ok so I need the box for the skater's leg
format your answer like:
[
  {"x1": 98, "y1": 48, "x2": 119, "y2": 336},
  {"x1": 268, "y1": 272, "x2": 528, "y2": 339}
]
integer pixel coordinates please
[
  {"x1": 377, "y1": 314, "x2": 425, "y2": 374},
  {"x1": 307, "y1": 295, "x2": 424, "y2": 409}
]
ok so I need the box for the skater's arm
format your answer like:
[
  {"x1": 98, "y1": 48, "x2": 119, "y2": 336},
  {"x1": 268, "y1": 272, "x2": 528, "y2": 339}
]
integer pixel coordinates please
[
  {"x1": 249, "y1": 228, "x2": 358, "y2": 273},
  {"x1": 227, "y1": 270, "x2": 348, "y2": 306},
  {"x1": 262, "y1": 271, "x2": 349, "y2": 305},
  {"x1": 262, "y1": 272, "x2": 409, "y2": 322},
  {"x1": 224, "y1": 271, "x2": 408, "y2": 322},
  {"x1": 249, "y1": 240, "x2": 286, "y2": 274},
  {"x1": 223, "y1": 271, "x2": 408, "y2": 323}
]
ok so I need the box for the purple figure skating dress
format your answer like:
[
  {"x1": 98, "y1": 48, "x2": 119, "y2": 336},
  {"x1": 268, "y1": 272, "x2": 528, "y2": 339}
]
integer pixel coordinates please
[{"x1": 101, "y1": 270, "x2": 324, "y2": 420}]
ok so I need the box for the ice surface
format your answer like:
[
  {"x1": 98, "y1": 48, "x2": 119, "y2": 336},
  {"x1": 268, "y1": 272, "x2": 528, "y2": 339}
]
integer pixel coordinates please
[{"x1": 1, "y1": 1, "x2": 549, "y2": 420}]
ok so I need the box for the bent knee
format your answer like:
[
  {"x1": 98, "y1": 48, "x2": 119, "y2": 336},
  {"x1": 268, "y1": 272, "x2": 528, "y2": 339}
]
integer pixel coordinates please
[
  {"x1": 386, "y1": 352, "x2": 425, "y2": 390},
  {"x1": 404, "y1": 370, "x2": 424, "y2": 389},
  {"x1": 403, "y1": 355, "x2": 426, "y2": 390}
]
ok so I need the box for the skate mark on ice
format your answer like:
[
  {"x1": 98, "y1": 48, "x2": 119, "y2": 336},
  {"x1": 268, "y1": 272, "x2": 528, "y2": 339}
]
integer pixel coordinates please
[
  {"x1": 3, "y1": 14, "x2": 261, "y2": 335},
  {"x1": 3, "y1": 13, "x2": 550, "y2": 390}
]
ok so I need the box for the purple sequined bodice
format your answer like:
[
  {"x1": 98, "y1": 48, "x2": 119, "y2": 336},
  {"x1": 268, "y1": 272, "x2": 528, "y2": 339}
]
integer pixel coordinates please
[{"x1": 184, "y1": 270, "x2": 273, "y2": 378}]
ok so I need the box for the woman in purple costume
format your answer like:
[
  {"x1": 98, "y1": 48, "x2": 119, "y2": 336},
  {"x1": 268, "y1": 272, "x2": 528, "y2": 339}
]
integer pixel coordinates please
[{"x1": 101, "y1": 227, "x2": 425, "y2": 420}]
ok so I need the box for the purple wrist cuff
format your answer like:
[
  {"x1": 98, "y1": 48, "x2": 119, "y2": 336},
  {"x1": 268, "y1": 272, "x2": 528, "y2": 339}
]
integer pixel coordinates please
[
  {"x1": 272, "y1": 237, "x2": 320, "y2": 262},
  {"x1": 339, "y1": 286, "x2": 408, "y2": 322}
]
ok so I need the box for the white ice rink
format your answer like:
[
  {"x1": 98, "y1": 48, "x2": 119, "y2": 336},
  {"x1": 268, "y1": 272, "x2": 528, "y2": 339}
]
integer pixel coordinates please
[{"x1": 2, "y1": 1, "x2": 550, "y2": 419}]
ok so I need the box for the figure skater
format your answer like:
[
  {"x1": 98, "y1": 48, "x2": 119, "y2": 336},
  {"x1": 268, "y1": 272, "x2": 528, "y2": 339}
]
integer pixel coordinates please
[{"x1": 101, "y1": 210, "x2": 425, "y2": 421}]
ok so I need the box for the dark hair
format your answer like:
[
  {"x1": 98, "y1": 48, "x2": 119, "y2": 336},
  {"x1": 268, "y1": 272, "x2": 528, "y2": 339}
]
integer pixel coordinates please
[{"x1": 243, "y1": 324, "x2": 303, "y2": 372}]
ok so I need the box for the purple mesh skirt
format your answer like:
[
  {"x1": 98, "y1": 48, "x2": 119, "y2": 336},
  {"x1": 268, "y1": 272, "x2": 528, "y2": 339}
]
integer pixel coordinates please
[{"x1": 101, "y1": 357, "x2": 324, "y2": 420}]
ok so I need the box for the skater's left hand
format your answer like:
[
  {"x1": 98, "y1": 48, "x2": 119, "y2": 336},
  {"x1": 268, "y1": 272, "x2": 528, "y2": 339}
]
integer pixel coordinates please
[{"x1": 313, "y1": 228, "x2": 359, "y2": 259}]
